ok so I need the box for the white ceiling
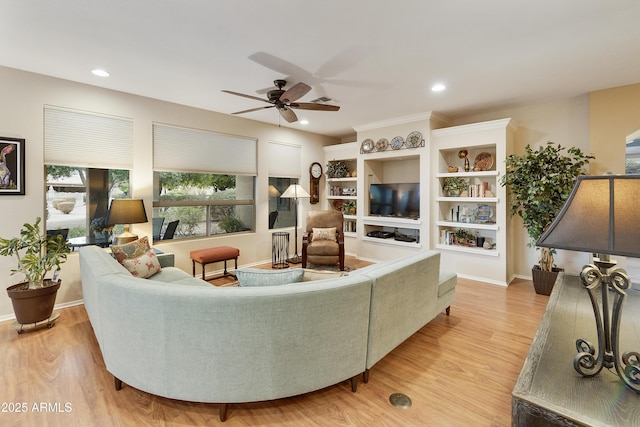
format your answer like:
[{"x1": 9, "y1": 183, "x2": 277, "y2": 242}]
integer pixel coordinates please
[{"x1": 2, "y1": 1, "x2": 640, "y2": 139}]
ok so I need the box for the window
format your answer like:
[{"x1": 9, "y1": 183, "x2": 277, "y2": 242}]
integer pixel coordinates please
[
  {"x1": 45, "y1": 166, "x2": 130, "y2": 241},
  {"x1": 43, "y1": 106, "x2": 134, "y2": 244},
  {"x1": 626, "y1": 136, "x2": 640, "y2": 174},
  {"x1": 153, "y1": 124, "x2": 257, "y2": 240},
  {"x1": 153, "y1": 172, "x2": 255, "y2": 239},
  {"x1": 268, "y1": 177, "x2": 298, "y2": 229}
]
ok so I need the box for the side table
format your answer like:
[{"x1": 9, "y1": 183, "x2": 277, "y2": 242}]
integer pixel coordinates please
[
  {"x1": 512, "y1": 273, "x2": 640, "y2": 426},
  {"x1": 272, "y1": 232, "x2": 289, "y2": 269}
]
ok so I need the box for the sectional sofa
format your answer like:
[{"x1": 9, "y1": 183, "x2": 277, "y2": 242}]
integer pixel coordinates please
[{"x1": 79, "y1": 245, "x2": 456, "y2": 421}]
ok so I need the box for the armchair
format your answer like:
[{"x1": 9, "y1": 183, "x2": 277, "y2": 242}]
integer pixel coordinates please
[{"x1": 302, "y1": 210, "x2": 345, "y2": 270}]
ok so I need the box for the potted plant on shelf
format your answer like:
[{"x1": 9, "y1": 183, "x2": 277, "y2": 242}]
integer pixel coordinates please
[
  {"x1": 342, "y1": 200, "x2": 357, "y2": 216},
  {"x1": 499, "y1": 142, "x2": 593, "y2": 295},
  {"x1": 443, "y1": 176, "x2": 468, "y2": 197},
  {"x1": 0, "y1": 217, "x2": 71, "y2": 326}
]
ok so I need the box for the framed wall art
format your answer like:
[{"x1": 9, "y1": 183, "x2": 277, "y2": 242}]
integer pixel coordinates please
[{"x1": 0, "y1": 137, "x2": 25, "y2": 195}]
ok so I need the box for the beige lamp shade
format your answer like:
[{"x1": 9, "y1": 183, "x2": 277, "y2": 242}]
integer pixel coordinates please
[
  {"x1": 281, "y1": 184, "x2": 310, "y2": 199},
  {"x1": 106, "y1": 199, "x2": 148, "y2": 244},
  {"x1": 536, "y1": 175, "x2": 640, "y2": 257}
]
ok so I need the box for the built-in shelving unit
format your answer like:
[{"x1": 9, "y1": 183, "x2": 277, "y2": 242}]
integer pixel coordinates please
[
  {"x1": 430, "y1": 118, "x2": 517, "y2": 286},
  {"x1": 324, "y1": 143, "x2": 358, "y2": 237}
]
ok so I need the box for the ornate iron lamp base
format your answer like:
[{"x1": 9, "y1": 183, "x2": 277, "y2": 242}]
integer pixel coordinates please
[{"x1": 574, "y1": 256, "x2": 640, "y2": 393}]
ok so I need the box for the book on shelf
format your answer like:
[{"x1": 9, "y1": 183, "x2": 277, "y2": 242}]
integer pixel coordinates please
[{"x1": 468, "y1": 181, "x2": 489, "y2": 198}]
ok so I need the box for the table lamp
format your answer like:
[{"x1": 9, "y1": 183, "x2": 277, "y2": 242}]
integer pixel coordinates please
[
  {"x1": 280, "y1": 184, "x2": 310, "y2": 264},
  {"x1": 536, "y1": 175, "x2": 640, "y2": 392},
  {"x1": 106, "y1": 199, "x2": 148, "y2": 245}
]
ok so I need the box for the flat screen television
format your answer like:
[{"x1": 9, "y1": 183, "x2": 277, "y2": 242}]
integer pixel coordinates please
[{"x1": 369, "y1": 183, "x2": 420, "y2": 219}]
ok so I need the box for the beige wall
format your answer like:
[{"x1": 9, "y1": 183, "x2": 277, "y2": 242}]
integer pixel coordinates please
[
  {"x1": 0, "y1": 66, "x2": 338, "y2": 320},
  {"x1": 589, "y1": 82, "x2": 640, "y2": 175}
]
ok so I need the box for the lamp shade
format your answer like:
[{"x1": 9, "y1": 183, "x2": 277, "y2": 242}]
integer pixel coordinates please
[
  {"x1": 536, "y1": 175, "x2": 640, "y2": 257},
  {"x1": 280, "y1": 184, "x2": 310, "y2": 199},
  {"x1": 106, "y1": 199, "x2": 148, "y2": 226},
  {"x1": 268, "y1": 185, "x2": 281, "y2": 197}
]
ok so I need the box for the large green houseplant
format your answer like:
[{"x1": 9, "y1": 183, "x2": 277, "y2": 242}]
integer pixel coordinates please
[
  {"x1": 499, "y1": 142, "x2": 593, "y2": 294},
  {"x1": 0, "y1": 217, "x2": 71, "y2": 325}
]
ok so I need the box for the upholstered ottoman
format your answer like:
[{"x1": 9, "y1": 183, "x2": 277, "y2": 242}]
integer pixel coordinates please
[{"x1": 190, "y1": 246, "x2": 239, "y2": 281}]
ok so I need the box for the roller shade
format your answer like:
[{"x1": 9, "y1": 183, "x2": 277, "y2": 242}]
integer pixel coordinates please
[
  {"x1": 268, "y1": 141, "x2": 301, "y2": 177},
  {"x1": 44, "y1": 106, "x2": 133, "y2": 169},
  {"x1": 153, "y1": 123, "x2": 257, "y2": 175}
]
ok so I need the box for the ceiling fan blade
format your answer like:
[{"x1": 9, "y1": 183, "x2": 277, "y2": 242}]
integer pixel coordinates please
[
  {"x1": 290, "y1": 102, "x2": 340, "y2": 111},
  {"x1": 279, "y1": 82, "x2": 311, "y2": 103},
  {"x1": 231, "y1": 105, "x2": 275, "y2": 115},
  {"x1": 278, "y1": 107, "x2": 298, "y2": 123},
  {"x1": 221, "y1": 90, "x2": 271, "y2": 104}
]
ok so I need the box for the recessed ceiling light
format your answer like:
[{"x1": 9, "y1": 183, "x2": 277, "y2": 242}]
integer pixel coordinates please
[
  {"x1": 91, "y1": 69, "x2": 110, "y2": 77},
  {"x1": 299, "y1": 120, "x2": 309, "y2": 125},
  {"x1": 431, "y1": 83, "x2": 446, "y2": 92}
]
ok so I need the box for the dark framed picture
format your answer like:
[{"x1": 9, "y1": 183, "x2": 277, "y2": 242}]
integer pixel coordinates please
[{"x1": 0, "y1": 137, "x2": 25, "y2": 195}]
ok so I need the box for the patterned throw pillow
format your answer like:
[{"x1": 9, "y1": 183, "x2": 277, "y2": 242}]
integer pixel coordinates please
[
  {"x1": 121, "y1": 249, "x2": 162, "y2": 279},
  {"x1": 311, "y1": 227, "x2": 336, "y2": 242},
  {"x1": 235, "y1": 268, "x2": 304, "y2": 287},
  {"x1": 111, "y1": 236, "x2": 151, "y2": 263}
]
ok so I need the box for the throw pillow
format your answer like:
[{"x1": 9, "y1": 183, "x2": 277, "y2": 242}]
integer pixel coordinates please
[
  {"x1": 235, "y1": 268, "x2": 304, "y2": 287},
  {"x1": 301, "y1": 269, "x2": 348, "y2": 282},
  {"x1": 121, "y1": 249, "x2": 162, "y2": 279},
  {"x1": 311, "y1": 227, "x2": 336, "y2": 242},
  {"x1": 111, "y1": 236, "x2": 151, "y2": 263}
]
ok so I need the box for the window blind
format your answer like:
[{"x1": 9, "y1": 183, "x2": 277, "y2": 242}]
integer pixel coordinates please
[
  {"x1": 153, "y1": 124, "x2": 257, "y2": 175},
  {"x1": 267, "y1": 141, "x2": 301, "y2": 177},
  {"x1": 44, "y1": 106, "x2": 134, "y2": 169}
]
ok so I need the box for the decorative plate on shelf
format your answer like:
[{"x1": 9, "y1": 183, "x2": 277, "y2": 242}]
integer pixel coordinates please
[
  {"x1": 375, "y1": 138, "x2": 389, "y2": 152},
  {"x1": 361, "y1": 138, "x2": 374, "y2": 153},
  {"x1": 474, "y1": 204, "x2": 495, "y2": 223},
  {"x1": 390, "y1": 136, "x2": 404, "y2": 150},
  {"x1": 406, "y1": 131, "x2": 422, "y2": 148},
  {"x1": 474, "y1": 152, "x2": 494, "y2": 171}
]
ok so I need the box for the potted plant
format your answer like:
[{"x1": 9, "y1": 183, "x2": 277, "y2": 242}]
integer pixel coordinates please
[
  {"x1": 342, "y1": 200, "x2": 357, "y2": 216},
  {"x1": 0, "y1": 217, "x2": 71, "y2": 325},
  {"x1": 499, "y1": 142, "x2": 593, "y2": 295},
  {"x1": 443, "y1": 176, "x2": 468, "y2": 197}
]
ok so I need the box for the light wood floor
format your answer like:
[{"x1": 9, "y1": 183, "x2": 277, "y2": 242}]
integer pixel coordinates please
[{"x1": 0, "y1": 257, "x2": 549, "y2": 427}]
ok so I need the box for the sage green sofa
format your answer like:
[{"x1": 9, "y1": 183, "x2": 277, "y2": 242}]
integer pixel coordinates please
[{"x1": 79, "y1": 245, "x2": 456, "y2": 421}]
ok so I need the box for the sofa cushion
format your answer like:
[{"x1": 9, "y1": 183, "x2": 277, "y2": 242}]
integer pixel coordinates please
[
  {"x1": 301, "y1": 268, "x2": 348, "y2": 282},
  {"x1": 121, "y1": 249, "x2": 162, "y2": 278},
  {"x1": 111, "y1": 236, "x2": 150, "y2": 263},
  {"x1": 312, "y1": 227, "x2": 336, "y2": 242},
  {"x1": 151, "y1": 266, "x2": 199, "y2": 283},
  {"x1": 438, "y1": 271, "x2": 457, "y2": 297},
  {"x1": 235, "y1": 268, "x2": 304, "y2": 287},
  {"x1": 306, "y1": 239, "x2": 339, "y2": 255}
]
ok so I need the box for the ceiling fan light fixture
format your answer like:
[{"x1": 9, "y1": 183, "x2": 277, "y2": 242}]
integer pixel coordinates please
[
  {"x1": 431, "y1": 83, "x2": 446, "y2": 92},
  {"x1": 92, "y1": 69, "x2": 110, "y2": 77},
  {"x1": 299, "y1": 119, "x2": 309, "y2": 125}
]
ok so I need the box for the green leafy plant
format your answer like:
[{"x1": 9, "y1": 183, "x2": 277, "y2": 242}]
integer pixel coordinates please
[
  {"x1": 342, "y1": 200, "x2": 356, "y2": 215},
  {"x1": 0, "y1": 217, "x2": 71, "y2": 288},
  {"x1": 443, "y1": 176, "x2": 468, "y2": 196},
  {"x1": 454, "y1": 228, "x2": 476, "y2": 246},
  {"x1": 499, "y1": 142, "x2": 593, "y2": 271},
  {"x1": 218, "y1": 216, "x2": 244, "y2": 233}
]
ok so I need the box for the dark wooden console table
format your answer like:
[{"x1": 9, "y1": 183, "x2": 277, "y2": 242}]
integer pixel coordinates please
[{"x1": 512, "y1": 273, "x2": 640, "y2": 426}]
